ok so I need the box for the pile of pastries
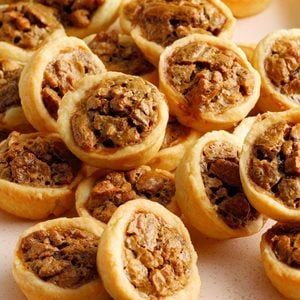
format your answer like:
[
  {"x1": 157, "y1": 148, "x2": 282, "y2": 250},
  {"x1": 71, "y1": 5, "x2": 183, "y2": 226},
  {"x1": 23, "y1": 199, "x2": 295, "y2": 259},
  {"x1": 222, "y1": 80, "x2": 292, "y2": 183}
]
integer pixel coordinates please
[{"x1": 0, "y1": 0, "x2": 299, "y2": 299}]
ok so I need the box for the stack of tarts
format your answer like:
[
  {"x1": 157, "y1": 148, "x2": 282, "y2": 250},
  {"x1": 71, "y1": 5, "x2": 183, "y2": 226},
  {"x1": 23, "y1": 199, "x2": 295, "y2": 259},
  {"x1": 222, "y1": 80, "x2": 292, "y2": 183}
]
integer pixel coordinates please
[{"x1": 0, "y1": 0, "x2": 298, "y2": 298}]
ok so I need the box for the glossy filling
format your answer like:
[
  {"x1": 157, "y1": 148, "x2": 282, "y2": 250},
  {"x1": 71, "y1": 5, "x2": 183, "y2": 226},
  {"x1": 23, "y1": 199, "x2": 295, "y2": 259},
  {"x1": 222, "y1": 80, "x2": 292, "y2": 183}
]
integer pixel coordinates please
[
  {"x1": 88, "y1": 31, "x2": 154, "y2": 75},
  {"x1": 21, "y1": 227, "x2": 99, "y2": 288},
  {"x1": 71, "y1": 76, "x2": 158, "y2": 150},
  {"x1": 124, "y1": 0, "x2": 227, "y2": 47},
  {"x1": 37, "y1": 0, "x2": 104, "y2": 28},
  {"x1": 201, "y1": 141, "x2": 258, "y2": 229},
  {"x1": 42, "y1": 48, "x2": 101, "y2": 119},
  {"x1": 87, "y1": 167, "x2": 174, "y2": 223},
  {"x1": 124, "y1": 213, "x2": 191, "y2": 297},
  {"x1": 0, "y1": 3, "x2": 60, "y2": 50},
  {"x1": 167, "y1": 41, "x2": 254, "y2": 114},
  {"x1": 266, "y1": 223, "x2": 300, "y2": 269},
  {"x1": 0, "y1": 133, "x2": 80, "y2": 187},
  {"x1": 249, "y1": 122, "x2": 300, "y2": 208},
  {"x1": 265, "y1": 38, "x2": 300, "y2": 102},
  {"x1": 0, "y1": 59, "x2": 22, "y2": 113}
]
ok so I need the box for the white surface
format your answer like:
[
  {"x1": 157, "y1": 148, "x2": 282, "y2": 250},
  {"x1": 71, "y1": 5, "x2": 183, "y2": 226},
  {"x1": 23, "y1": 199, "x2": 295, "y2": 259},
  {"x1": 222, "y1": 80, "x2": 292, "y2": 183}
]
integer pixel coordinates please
[{"x1": 0, "y1": 0, "x2": 298, "y2": 299}]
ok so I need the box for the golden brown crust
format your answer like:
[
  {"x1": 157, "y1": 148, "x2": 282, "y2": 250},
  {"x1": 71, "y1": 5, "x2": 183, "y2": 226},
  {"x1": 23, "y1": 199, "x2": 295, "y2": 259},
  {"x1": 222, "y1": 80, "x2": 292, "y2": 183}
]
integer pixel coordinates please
[
  {"x1": 57, "y1": 72, "x2": 169, "y2": 170},
  {"x1": 12, "y1": 217, "x2": 110, "y2": 300},
  {"x1": 238, "y1": 43, "x2": 256, "y2": 62},
  {"x1": 159, "y1": 34, "x2": 261, "y2": 133},
  {"x1": 0, "y1": 132, "x2": 83, "y2": 220},
  {"x1": 97, "y1": 199, "x2": 200, "y2": 300},
  {"x1": 233, "y1": 116, "x2": 257, "y2": 149}
]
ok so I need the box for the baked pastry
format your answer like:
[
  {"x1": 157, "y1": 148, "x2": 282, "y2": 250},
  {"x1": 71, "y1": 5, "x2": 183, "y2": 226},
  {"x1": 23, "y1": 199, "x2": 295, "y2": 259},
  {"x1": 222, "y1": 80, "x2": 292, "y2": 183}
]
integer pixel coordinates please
[
  {"x1": 261, "y1": 222, "x2": 300, "y2": 299},
  {"x1": 175, "y1": 130, "x2": 264, "y2": 239},
  {"x1": 253, "y1": 29, "x2": 300, "y2": 112},
  {"x1": 233, "y1": 116, "x2": 257, "y2": 148},
  {"x1": 238, "y1": 43, "x2": 256, "y2": 62},
  {"x1": 223, "y1": 0, "x2": 272, "y2": 18},
  {"x1": 98, "y1": 199, "x2": 200, "y2": 300},
  {"x1": 13, "y1": 217, "x2": 110, "y2": 300},
  {"x1": 120, "y1": 0, "x2": 236, "y2": 65},
  {"x1": 159, "y1": 34, "x2": 261, "y2": 132},
  {"x1": 85, "y1": 30, "x2": 158, "y2": 85},
  {"x1": 240, "y1": 109, "x2": 300, "y2": 222},
  {"x1": 35, "y1": 0, "x2": 121, "y2": 38},
  {"x1": 58, "y1": 72, "x2": 169, "y2": 170},
  {"x1": 0, "y1": 132, "x2": 82, "y2": 219},
  {"x1": 148, "y1": 116, "x2": 200, "y2": 171},
  {"x1": 0, "y1": 2, "x2": 65, "y2": 62},
  {"x1": 76, "y1": 166, "x2": 179, "y2": 226},
  {"x1": 19, "y1": 36, "x2": 105, "y2": 132}
]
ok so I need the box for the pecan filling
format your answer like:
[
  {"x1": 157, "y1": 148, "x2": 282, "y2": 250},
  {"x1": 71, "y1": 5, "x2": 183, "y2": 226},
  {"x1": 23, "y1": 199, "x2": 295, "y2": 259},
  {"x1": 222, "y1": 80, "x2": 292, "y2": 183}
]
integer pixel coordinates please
[
  {"x1": 265, "y1": 38, "x2": 300, "y2": 102},
  {"x1": 266, "y1": 223, "x2": 300, "y2": 269},
  {"x1": 88, "y1": 31, "x2": 154, "y2": 76},
  {"x1": 167, "y1": 42, "x2": 255, "y2": 114},
  {"x1": 0, "y1": 134, "x2": 80, "y2": 187},
  {"x1": 42, "y1": 48, "x2": 101, "y2": 120},
  {"x1": 37, "y1": 0, "x2": 104, "y2": 28},
  {"x1": 21, "y1": 227, "x2": 99, "y2": 288},
  {"x1": 0, "y1": 3, "x2": 60, "y2": 50},
  {"x1": 201, "y1": 141, "x2": 258, "y2": 229},
  {"x1": 249, "y1": 122, "x2": 300, "y2": 208},
  {"x1": 161, "y1": 117, "x2": 190, "y2": 149},
  {"x1": 124, "y1": 213, "x2": 191, "y2": 297},
  {"x1": 124, "y1": 0, "x2": 227, "y2": 47},
  {"x1": 0, "y1": 129, "x2": 10, "y2": 142},
  {"x1": 71, "y1": 76, "x2": 158, "y2": 151},
  {"x1": 87, "y1": 167, "x2": 175, "y2": 223},
  {"x1": 0, "y1": 59, "x2": 22, "y2": 114}
]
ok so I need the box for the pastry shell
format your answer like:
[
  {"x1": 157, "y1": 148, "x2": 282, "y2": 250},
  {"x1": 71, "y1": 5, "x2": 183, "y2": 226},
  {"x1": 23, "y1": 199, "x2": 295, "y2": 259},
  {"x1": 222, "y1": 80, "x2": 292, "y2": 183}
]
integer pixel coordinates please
[
  {"x1": 238, "y1": 43, "x2": 256, "y2": 62},
  {"x1": 233, "y1": 116, "x2": 257, "y2": 149},
  {"x1": 12, "y1": 217, "x2": 110, "y2": 300},
  {"x1": 97, "y1": 199, "x2": 201, "y2": 300},
  {"x1": 240, "y1": 109, "x2": 300, "y2": 222},
  {"x1": 58, "y1": 72, "x2": 169, "y2": 170},
  {"x1": 19, "y1": 36, "x2": 105, "y2": 133},
  {"x1": 159, "y1": 34, "x2": 261, "y2": 132},
  {"x1": 175, "y1": 130, "x2": 265, "y2": 239},
  {"x1": 0, "y1": 132, "x2": 83, "y2": 220}
]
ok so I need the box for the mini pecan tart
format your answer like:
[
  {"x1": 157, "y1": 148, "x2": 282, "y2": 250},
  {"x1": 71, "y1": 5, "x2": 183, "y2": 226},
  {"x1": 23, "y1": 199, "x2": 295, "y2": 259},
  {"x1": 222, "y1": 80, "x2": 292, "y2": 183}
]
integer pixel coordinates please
[
  {"x1": 175, "y1": 130, "x2": 264, "y2": 239},
  {"x1": 76, "y1": 166, "x2": 179, "y2": 226},
  {"x1": 19, "y1": 36, "x2": 105, "y2": 133},
  {"x1": 0, "y1": 132, "x2": 82, "y2": 220},
  {"x1": 119, "y1": 0, "x2": 235, "y2": 65},
  {"x1": 35, "y1": 0, "x2": 121, "y2": 38},
  {"x1": 98, "y1": 199, "x2": 200, "y2": 300},
  {"x1": 253, "y1": 29, "x2": 300, "y2": 112},
  {"x1": 148, "y1": 116, "x2": 200, "y2": 171},
  {"x1": 58, "y1": 72, "x2": 169, "y2": 170},
  {"x1": 222, "y1": 0, "x2": 271, "y2": 18},
  {"x1": 13, "y1": 217, "x2": 110, "y2": 300},
  {"x1": 159, "y1": 34, "x2": 261, "y2": 132},
  {"x1": 261, "y1": 223, "x2": 300, "y2": 299},
  {"x1": 240, "y1": 109, "x2": 300, "y2": 222},
  {"x1": 85, "y1": 30, "x2": 158, "y2": 85},
  {"x1": 0, "y1": 2, "x2": 64, "y2": 62}
]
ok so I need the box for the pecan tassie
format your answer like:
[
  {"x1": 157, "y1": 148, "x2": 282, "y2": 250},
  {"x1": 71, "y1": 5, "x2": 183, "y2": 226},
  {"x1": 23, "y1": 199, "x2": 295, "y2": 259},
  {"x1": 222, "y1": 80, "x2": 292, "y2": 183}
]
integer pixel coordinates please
[{"x1": 249, "y1": 122, "x2": 300, "y2": 208}]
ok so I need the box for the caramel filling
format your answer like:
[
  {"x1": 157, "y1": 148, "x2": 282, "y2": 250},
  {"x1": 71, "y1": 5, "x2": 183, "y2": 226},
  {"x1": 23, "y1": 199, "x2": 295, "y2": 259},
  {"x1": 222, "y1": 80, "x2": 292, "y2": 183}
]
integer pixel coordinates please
[
  {"x1": 265, "y1": 38, "x2": 300, "y2": 102},
  {"x1": 42, "y1": 48, "x2": 101, "y2": 119},
  {"x1": 71, "y1": 76, "x2": 158, "y2": 151},
  {"x1": 0, "y1": 3, "x2": 60, "y2": 50},
  {"x1": 87, "y1": 167, "x2": 175, "y2": 223},
  {"x1": 167, "y1": 41, "x2": 254, "y2": 114},
  {"x1": 88, "y1": 31, "x2": 154, "y2": 75},
  {"x1": 201, "y1": 141, "x2": 258, "y2": 229},
  {"x1": 249, "y1": 122, "x2": 300, "y2": 208},
  {"x1": 37, "y1": 0, "x2": 104, "y2": 28},
  {"x1": 0, "y1": 59, "x2": 22, "y2": 114},
  {"x1": 124, "y1": 0, "x2": 227, "y2": 47},
  {"x1": 266, "y1": 224, "x2": 300, "y2": 269},
  {"x1": 124, "y1": 213, "x2": 191, "y2": 297},
  {"x1": 21, "y1": 227, "x2": 99, "y2": 288},
  {"x1": 0, "y1": 133, "x2": 80, "y2": 187}
]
